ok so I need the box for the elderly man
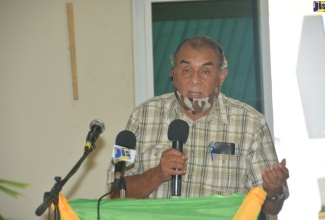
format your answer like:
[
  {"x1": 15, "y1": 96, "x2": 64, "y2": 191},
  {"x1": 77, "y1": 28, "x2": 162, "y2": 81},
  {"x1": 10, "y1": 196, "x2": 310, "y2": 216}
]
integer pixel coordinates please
[{"x1": 107, "y1": 36, "x2": 289, "y2": 215}]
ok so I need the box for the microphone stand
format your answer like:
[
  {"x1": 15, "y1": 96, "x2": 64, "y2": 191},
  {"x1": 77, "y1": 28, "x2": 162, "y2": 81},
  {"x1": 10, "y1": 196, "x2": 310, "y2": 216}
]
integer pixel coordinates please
[
  {"x1": 113, "y1": 172, "x2": 127, "y2": 198},
  {"x1": 119, "y1": 176, "x2": 126, "y2": 198},
  {"x1": 35, "y1": 144, "x2": 96, "y2": 218}
]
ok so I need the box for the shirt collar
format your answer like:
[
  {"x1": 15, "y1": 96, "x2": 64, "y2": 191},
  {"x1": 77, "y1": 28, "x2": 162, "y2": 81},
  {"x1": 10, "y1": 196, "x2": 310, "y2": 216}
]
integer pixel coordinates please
[{"x1": 214, "y1": 93, "x2": 229, "y2": 125}]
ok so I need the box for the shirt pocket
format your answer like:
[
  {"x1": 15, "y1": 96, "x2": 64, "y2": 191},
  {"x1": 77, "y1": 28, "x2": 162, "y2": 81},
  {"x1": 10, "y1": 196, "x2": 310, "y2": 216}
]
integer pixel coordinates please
[
  {"x1": 207, "y1": 153, "x2": 246, "y2": 194},
  {"x1": 139, "y1": 144, "x2": 170, "y2": 173}
]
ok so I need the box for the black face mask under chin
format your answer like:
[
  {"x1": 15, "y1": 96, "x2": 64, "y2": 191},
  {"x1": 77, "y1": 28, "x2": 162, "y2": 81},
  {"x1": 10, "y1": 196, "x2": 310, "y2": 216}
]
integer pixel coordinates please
[{"x1": 173, "y1": 84, "x2": 221, "y2": 115}]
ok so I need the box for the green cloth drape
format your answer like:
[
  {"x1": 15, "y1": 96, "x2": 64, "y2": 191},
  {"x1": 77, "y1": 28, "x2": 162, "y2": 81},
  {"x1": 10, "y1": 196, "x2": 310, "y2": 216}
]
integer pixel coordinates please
[{"x1": 68, "y1": 193, "x2": 246, "y2": 220}]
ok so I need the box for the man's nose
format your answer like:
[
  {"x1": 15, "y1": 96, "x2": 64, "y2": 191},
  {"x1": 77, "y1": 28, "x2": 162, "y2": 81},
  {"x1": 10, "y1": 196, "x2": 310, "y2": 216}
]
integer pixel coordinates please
[{"x1": 189, "y1": 71, "x2": 202, "y2": 85}]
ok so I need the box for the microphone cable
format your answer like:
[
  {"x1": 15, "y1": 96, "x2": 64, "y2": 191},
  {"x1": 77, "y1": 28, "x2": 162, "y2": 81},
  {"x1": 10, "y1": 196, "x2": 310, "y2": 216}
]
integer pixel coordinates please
[{"x1": 97, "y1": 182, "x2": 117, "y2": 220}]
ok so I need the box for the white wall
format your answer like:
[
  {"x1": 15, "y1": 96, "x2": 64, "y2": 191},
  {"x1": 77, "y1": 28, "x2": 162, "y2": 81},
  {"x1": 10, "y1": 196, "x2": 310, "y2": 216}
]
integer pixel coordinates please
[
  {"x1": 269, "y1": 0, "x2": 325, "y2": 219},
  {"x1": 0, "y1": 1, "x2": 134, "y2": 219}
]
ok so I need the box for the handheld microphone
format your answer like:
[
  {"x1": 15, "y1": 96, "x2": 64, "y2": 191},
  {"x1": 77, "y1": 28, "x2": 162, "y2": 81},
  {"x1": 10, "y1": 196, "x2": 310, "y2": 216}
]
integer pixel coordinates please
[
  {"x1": 168, "y1": 119, "x2": 189, "y2": 198},
  {"x1": 85, "y1": 119, "x2": 105, "y2": 151},
  {"x1": 113, "y1": 130, "x2": 136, "y2": 198}
]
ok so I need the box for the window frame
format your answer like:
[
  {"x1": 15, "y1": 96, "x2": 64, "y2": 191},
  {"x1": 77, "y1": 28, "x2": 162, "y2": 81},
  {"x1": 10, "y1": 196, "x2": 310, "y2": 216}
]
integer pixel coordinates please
[{"x1": 131, "y1": 0, "x2": 274, "y2": 135}]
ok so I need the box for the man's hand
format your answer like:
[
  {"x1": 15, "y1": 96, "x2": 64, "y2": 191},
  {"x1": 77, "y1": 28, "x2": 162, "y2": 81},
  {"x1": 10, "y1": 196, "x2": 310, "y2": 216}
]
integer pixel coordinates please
[
  {"x1": 261, "y1": 159, "x2": 289, "y2": 215},
  {"x1": 262, "y1": 158, "x2": 289, "y2": 192},
  {"x1": 156, "y1": 148, "x2": 188, "y2": 182}
]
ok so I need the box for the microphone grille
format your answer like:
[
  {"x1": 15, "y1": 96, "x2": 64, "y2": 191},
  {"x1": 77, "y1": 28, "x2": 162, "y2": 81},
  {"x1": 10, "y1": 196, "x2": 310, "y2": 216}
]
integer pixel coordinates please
[
  {"x1": 168, "y1": 119, "x2": 189, "y2": 143},
  {"x1": 115, "y1": 130, "x2": 136, "y2": 150},
  {"x1": 89, "y1": 119, "x2": 105, "y2": 133}
]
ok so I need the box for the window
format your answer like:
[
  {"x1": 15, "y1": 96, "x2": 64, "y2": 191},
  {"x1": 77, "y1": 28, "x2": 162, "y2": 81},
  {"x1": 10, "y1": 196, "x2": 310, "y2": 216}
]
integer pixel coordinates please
[{"x1": 132, "y1": 0, "x2": 273, "y2": 132}]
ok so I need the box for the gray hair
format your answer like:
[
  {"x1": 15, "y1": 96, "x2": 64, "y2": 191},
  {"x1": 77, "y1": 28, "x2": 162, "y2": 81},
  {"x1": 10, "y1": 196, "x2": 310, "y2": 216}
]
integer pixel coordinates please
[{"x1": 171, "y1": 36, "x2": 228, "y2": 71}]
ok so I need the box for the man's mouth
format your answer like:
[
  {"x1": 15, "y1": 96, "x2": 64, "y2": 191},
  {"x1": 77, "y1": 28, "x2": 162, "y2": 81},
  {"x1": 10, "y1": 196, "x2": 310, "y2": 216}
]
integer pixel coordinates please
[{"x1": 187, "y1": 91, "x2": 203, "y2": 99}]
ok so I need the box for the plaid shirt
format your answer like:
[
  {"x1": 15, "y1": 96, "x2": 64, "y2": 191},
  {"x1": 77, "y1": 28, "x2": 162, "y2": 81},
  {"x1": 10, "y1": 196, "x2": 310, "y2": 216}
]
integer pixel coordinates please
[{"x1": 107, "y1": 93, "x2": 286, "y2": 198}]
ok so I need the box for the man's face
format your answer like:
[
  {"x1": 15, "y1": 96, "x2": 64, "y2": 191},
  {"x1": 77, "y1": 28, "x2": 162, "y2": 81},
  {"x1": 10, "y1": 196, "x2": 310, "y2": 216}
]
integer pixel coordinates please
[{"x1": 171, "y1": 45, "x2": 227, "y2": 99}]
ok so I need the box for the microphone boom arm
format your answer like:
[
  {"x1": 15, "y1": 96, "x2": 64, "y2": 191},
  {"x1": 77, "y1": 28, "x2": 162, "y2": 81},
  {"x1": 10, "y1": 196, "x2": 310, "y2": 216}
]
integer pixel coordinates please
[{"x1": 35, "y1": 147, "x2": 94, "y2": 217}]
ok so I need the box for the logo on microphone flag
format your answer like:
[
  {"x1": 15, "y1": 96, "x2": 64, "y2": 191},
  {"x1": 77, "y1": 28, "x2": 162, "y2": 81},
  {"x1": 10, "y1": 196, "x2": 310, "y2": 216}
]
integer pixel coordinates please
[
  {"x1": 314, "y1": 1, "x2": 325, "y2": 12},
  {"x1": 112, "y1": 145, "x2": 136, "y2": 166}
]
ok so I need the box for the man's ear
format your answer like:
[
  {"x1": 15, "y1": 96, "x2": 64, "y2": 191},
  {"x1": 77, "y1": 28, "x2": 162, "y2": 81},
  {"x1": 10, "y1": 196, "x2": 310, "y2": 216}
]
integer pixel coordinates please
[
  {"x1": 169, "y1": 70, "x2": 174, "y2": 81},
  {"x1": 218, "y1": 69, "x2": 228, "y2": 86}
]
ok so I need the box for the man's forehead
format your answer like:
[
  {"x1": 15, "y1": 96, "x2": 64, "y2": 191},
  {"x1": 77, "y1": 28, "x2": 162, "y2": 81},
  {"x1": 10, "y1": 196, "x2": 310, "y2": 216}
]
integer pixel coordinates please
[
  {"x1": 176, "y1": 46, "x2": 218, "y2": 64},
  {"x1": 179, "y1": 59, "x2": 215, "y2": 67}
]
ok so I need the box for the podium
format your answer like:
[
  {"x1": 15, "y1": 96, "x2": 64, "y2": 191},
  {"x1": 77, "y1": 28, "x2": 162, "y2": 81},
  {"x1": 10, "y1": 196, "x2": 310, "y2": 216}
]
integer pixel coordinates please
[{"x1": 68, "y1": 193, "x2": 246, "y2": 220}]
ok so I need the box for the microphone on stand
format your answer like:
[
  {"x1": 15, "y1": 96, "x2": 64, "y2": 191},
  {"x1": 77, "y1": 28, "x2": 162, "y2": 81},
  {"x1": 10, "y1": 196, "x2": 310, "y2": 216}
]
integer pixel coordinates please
[
  {"x1": 96, "y1": 130, "x2": 135, "y2": 219},
  {"x1": 112, "y1": 130, "x2": 136, "y2": 198},
  {"x1": 168, "y1": 119, "x2": 189, "y2": 198},
  {"x1": 35, "y1": 119, "x2": 105, "y2": 217},
  {"x1": 85, "y1": 119, "x2": 105, "y2": 151}
]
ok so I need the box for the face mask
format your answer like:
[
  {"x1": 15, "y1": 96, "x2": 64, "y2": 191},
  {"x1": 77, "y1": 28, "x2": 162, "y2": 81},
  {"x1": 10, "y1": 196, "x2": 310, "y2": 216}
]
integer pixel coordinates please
[{"x1": 173, "y1": 83, "x2": 220, "y2": 115}]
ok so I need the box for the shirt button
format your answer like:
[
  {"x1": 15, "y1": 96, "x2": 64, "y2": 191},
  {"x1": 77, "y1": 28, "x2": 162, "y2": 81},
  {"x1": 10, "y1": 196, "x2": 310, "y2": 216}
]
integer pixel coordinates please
[{"x1": 154, "y1": 153, "x2": 158, "y2": 156}]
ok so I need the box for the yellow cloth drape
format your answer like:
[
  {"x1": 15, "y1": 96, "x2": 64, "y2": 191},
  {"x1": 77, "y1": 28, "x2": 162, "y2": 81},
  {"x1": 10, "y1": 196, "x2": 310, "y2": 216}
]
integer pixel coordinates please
[
  {"x1": 233, "y1": 187, "x2": 267, "y2": 220},
  {"x1": 51, "y1": 194, "x2": 80, "y2": 220}
]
